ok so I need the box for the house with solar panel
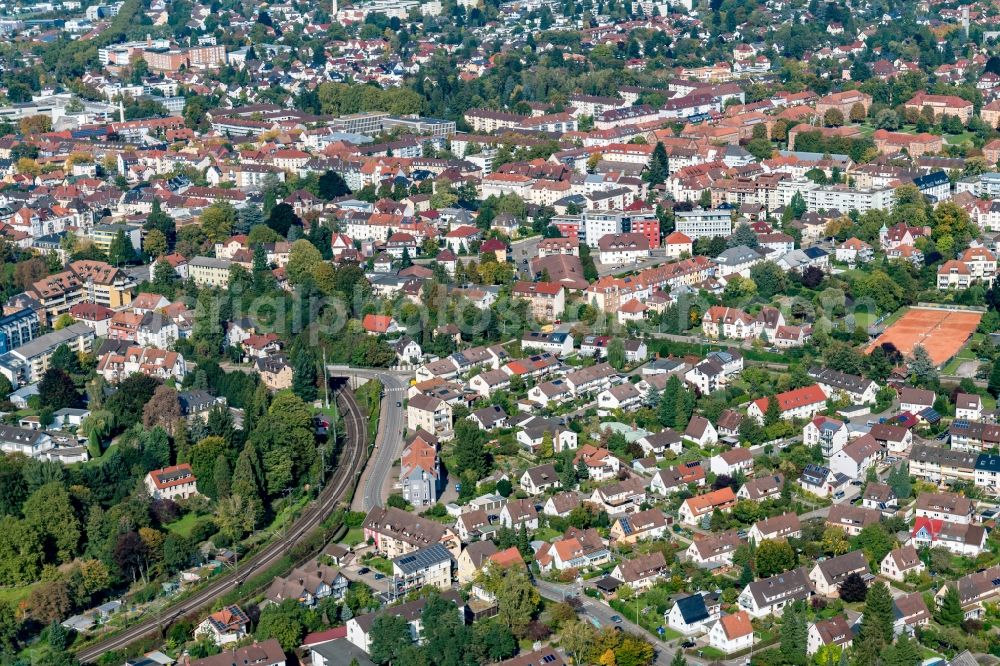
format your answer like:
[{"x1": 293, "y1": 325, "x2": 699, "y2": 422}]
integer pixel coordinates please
[
  {"x1": 195, "y1": 605, "x2": 249, "y2": 646},
  {"x1": 391, "y1": 543, "x2": 453, "y2": 596},
  {"x1": 665, "y1": 592, "x2": 721, "y2": 635}
]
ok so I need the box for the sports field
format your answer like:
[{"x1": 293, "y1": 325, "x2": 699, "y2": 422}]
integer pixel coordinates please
[{"x1": 865, "y1": 306, "x2": 982, "y2": 367}]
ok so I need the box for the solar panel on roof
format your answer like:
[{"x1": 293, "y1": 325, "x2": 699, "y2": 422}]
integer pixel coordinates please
[{"x1": 542, "y1": 656, "x2": 556, "y2": 664}]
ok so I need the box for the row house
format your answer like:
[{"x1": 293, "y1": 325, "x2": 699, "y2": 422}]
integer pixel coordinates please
[
  {"x1": 97, "y1": 346, "x2": 187, "y2": 383},
  {"x1": 746, "y1": 384, "x2": 828, "y2": 424}
]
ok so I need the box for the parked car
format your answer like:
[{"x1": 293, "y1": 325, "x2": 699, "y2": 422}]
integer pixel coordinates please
[
  {"x1": 358, "y1": 567, "x2": 370, "y2": 575},
  {"x1": 610, "y1": 615, "x2": 622, "y2": 624}
]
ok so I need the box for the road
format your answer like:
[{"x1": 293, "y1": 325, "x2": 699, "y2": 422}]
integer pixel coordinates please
[
  {"x1": 75, "y1": 385, "x2": 370, "y2": 664},
  {"x1": 535, "y1": 580, "x2": 714, "y2": 666},
  {"x1": 327, "y1": 367, "x2": 410, "y2": 511}
]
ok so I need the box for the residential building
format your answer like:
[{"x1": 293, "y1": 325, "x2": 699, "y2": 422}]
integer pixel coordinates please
[
  {"x1": 678, "y1": 487, "x2": 737, "y2": 525},
  {"x1": 708, "y1": 611, "x2": 754, "y2": 654},
  {"x1": 914, "y1": 492, "x2": 974, "y2": 524},
  {"x1": 747, "y1": 385, "x2": 828, "y2": 424},
  {"x1": 829, "y1": 434, "x2": 881, "y2": 480},
  {"x1": 144, "y1": 464, "x2": 199, "y2": 500},
  {"x1": 196, "y1": 606, "x2": 250, "y2": 646},
  {"x1": 808, "y1": 551, "x2": 869, "y2": 597},
  {"x1": 666, "y1": 593, "x2": 720, "y2": 635},
  {"x1": 400, "y1": 432, "x2": 442, "y2": 506},
  {"x1": 363, "y1": 506, "x2": 460, "y2": 559},
  {"x1": 738, "y1": 567, "x2": 811, "y2": 618},
  {"x1": 391, "y1": 543, "x2": 453, "y2": 595},
  {"x1": 880, "y1": 545, "x2": 925, "y2": 582},
  {"x1": 406, "y1": 394, "x2": 453, "y2": 440},
  {"x1": 747, "y1": 512, "x2": 801, "y2": 544},
  {"x1": 806, "y1": 617, "x2": 854, "y2": 657}
]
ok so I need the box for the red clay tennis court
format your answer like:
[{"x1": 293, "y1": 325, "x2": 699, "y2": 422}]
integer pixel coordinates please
[{"x1": 865, "y1": 307, "x2": 982, "y2": 367}]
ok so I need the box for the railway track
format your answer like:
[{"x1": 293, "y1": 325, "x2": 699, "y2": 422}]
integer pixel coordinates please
[{"x1": 75, "y1": 386, "x2": 368, "y2": 664}]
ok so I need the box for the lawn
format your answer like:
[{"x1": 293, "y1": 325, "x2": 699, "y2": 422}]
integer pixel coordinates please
[
  {"x1": 366, "y1": 556, "x2": 393, "y2": 574},
  {"x1": 164, "y1": 513, "x2": 199, "y2": 537},
  {"x1": 944, "y1": 131, "x2": 976, "y2": 145},
  {"x1": 341, "y1": 527, "x2": 365, "y2": 546},
  {"x1": 698, "y1": 647, "x2": 726, "y2": 660},
  {"x1": 0, "y1": 583, "x2": 38, "y2": 605}
]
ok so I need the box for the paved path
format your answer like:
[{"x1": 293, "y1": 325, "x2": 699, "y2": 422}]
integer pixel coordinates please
[{"x1": 535, "y1": 580, "x2": 717, "y2": 666}]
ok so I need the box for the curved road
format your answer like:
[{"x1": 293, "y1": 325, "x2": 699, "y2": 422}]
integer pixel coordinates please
[
  {"x1": 327, "y1": 366, "x2": 409, "y2": 511},
  {"x1": 75, "y1": 385, "x2": 369, "y2": 664}
]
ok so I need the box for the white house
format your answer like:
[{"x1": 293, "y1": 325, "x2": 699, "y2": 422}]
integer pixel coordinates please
[
  {"x1": 802, "y1": 416, "x2": 849, "y2": 458},
  {"x1": 738, "y1": 567, "x2": 811, "y2": 618},
  {"x1": 747, "y1": 385, "x2": 827, "y2": 424},
  {"x1": 144, "y1": 464, "x2": 199, "y2": 501},
  {"x1": 808, "y1": 551, "x2": 869, "y2": 597},
  {"x1": 708, "y1": 612, "x2": 755, "y2": 654},
  {"x1": 709, "y1": 447, "x2": 753, "y2": 477},
  {"x1": 806, "y1": 616, "x2": 854, "y2": 657},
  {"x1": 666, "y1": 593, "x2": 720, "y2": 636},
  {"x1": 880, "y1": 545, "x2": 925, "y2": 582},
  {"x1": 195, "y1": 606, "x2": 250, "y2": 646},
  {"x1": 829, "y1": 434, "x2": 881, "y2": 480}
]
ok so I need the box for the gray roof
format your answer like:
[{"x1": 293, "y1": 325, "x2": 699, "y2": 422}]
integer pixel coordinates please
[
  {"x1": 12, "y1": 322, "x2": 92, "y2": 361},
  {"x1": 715, "y1": 246, "x2": 761, "y2": 265}
]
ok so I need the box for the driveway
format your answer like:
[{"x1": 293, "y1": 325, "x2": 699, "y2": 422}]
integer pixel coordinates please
[{"x1": 534, "y1": 580, "x2": 715, "y2": 666}]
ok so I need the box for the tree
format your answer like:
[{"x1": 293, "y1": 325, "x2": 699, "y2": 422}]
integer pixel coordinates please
[
  {"x1": 885, "y1": 631, "x2": 919, "y2": 666},
  {"x1": 286, "y1": 238, "x2": 323, "y2": 284},
  {"x1": 38, "y1": 368, "x2": 80, "y2": 410},
  {"x1": 937, "y1": 584, "x2": 964, "y2": 626},
  {"x1": 849, "y1": 102, "x2": 867, "y2": 123},
  {"x1": 106, "y1": 374, "x2": 159, "y2": 427},
  {"x1": 50, "y1": 344, "x2": 80, "y2": 374},
  {"x1": 200, "y1": 202, "x2": 236, "y2": 243},
  {"x1": 23, "y1": 482, "x2": 80, "y2": 564},
  {"x1": 763, "y1": 394, "x2": 781, "y2": 427},
  {"x1": 368, "y1": 614, "x2": 412, "y2": 664},
  {"x1": 823, "y1": 109, "x2": 844, "y2": 127},
  {"x1": 607, "y1": 338, "x2": 625, "y2": 370},
  {"x1": 754, "y1": 538, "x2": 796, "y2": 577},
  {"x1": 256, "y1": 600, "x2": 307, "y2": 651},
  {"x1": 145, "y1": 199, "x2": 175, "y2": 251},
  {"x1": 646, "y1": 142, "x2": 669, "y2": 185},
  {"x1": 213, "y1": 455, "x2": 232, "y2": 498},
  {"x1": 853, "y1": 522, "x2": 896, "y2": 565},
  {"x1": 908, "y1": 345, "x2": 938, "y2": 387},
  {"x1": 231, "y1": 442, "x2": 265, "y2": 528},
  {"x1": 215, "y1": 494, "x2": 255, "y2": 541},
  {"x1": 291, "y1": 348, "x2": 318, "y2": 402},
  {"x1": 779, "y1": 600, "x2": 807, "y2": 666},
  {"x1": 142, "y1": 384, "x2": 181, "y2": 435},
  {"x1": 107, "y1": 228, "x2": 134, "y2": 266},
  {"x1": 859, "y1": 581, "x2": 894, "y2": 643},
  {"x1": 989, "y1": 361, "x2": 1000, "y2": 398},
  {"x1": 318, "y1": 170, "x2": 351, "y2": 199},
  {"x1": 728, "y1": 223, "x2": 759, "y2": 249},
  {"x1": 750, "y1": 262, "x2": 788, "y2": 299},
  {"x1": 453, "y1": 419, "x2": 490, "y2": 479},
  {"x1": 669, "y1": 652, "x2": 687, "y2": 666},
  {"x1": 144, "y1": 228, "x2": 168, "y2": 257},
  {"x1": 887, "y1": 462, "x2": 911, "y2": 499},
  {"x1": 25, "y1": 581, "x2": 70, "y2": 624},
  {"x1": 266, "y1": 203, "x2": 302, "y2": 237},
  {"x1": 192, "y1": 289, "x2": 224, "y2": 358},
  {"x1": 480, "y1": 564, "x2": 540, "y2": 638},
  {"x1": 838, "y1": 572, "x2": 868, "y2": 602}
]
